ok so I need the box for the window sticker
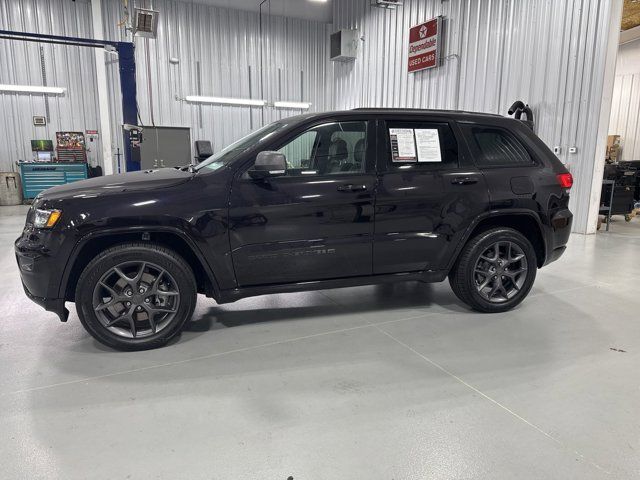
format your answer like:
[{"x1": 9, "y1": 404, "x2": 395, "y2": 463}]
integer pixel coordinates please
[
  {"x1": 415, "y1": 128, "x2": 442, "y2": 162},
  {"x1": 389, "y1": 128, "x2": 417, "y2": 162}
]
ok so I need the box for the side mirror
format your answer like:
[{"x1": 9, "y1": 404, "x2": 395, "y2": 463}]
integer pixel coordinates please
[{"x1": 248, "y1": 151, "x2": 287, "y2": 180}]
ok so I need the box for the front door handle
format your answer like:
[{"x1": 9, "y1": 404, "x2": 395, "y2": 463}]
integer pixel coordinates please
[
  {"x1": 337, "y1": 184, "x2": 367, "y2": 192},
  {"x1": 451, "y1": 177, "x2": 479, "y2": 185}
]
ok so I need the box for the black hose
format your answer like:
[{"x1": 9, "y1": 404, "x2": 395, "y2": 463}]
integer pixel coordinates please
[
  {"x1": 507, "y1": 100, "x2": 535, "y2": 131},
  {"x1": 508, "y1": 100, "x2": 525, "y2": 115}
]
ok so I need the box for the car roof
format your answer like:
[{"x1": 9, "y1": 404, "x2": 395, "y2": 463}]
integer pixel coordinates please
[
  {"x1": 283, "y1": 108, "x2": 507, "y2": 124},
  {"x1": 350, "y1": 108, "x2": 504, "y2": 119}
]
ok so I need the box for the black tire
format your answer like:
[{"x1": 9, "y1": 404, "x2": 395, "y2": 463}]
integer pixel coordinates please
[
  {"x1": 449, "y1": 227, "x2": 537, "y2": 313},
  {"x1": 75, "y1": 242, "x2": 197, "y2": 351}
]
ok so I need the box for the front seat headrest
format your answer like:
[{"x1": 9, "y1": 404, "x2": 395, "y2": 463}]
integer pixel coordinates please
[
  {"x1": 329, "y1": 138, "x2": 349, "y2": 162},
  {"x1": 353, "y1": 138, "x2": 365, "y2": 164}
]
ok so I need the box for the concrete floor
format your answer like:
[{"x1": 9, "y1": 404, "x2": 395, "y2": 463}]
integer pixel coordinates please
[{"x1": 1, "y1": 204, "x2": 639, "y2": 479}]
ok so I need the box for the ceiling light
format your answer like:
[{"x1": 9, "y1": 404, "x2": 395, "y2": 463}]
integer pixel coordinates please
[
  {"x1": 0, "y1": 84, "x2": 66, "y2": 94},
  {"x1": 371, "y1": 0, "x2": 403, "y2": 8},
  {"x1": 273, "y1": 101, "x2": 312, "y2": 109},
  {"x1": 185, "y1": 96, "x2": 266, "y2": 107}
]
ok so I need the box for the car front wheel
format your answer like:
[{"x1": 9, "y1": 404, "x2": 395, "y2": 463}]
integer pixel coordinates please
[
  {"x1": 449, "y1": 227, "x2": 537, "y2": 313},
  {"x1": 76, "y1": 242, "x2": 197, "y2": 351}
]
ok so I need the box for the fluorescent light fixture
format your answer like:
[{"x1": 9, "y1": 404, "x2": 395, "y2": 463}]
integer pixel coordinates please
[
  {"x1": 274, "y1": 101, "x2": 312, "y2": 109},
  {"x1": 0, "y1": 84, "x2": 66, "y2": 95},
  {"x1": 185, "y1": 95, "x2": 266, "y2": 107}
]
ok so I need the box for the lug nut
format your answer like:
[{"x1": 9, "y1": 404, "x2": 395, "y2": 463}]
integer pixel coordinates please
[
  {"x1": 144, "y1": 298, "x2": 150, "y2": 303},
  {"x1": 125, "y1": 290, "x2": 133, "y2": 297},
  {"x1": 125, "y1": 301, "x2": 131, "y2": 307},
  {"x1": 136, "y1": 306, "x2": 143, "y2": 311},
  {"x1": 139, "y1": 288, "x2": 145, "y2": 294}
]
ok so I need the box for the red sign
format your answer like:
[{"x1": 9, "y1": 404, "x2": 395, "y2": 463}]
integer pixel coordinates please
[{"x1": 408, "y1": 17, "x2": 441, "y2": 73}]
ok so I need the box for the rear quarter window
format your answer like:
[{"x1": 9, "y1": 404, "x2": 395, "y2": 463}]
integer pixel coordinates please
[{"x1": 462, "y1": 125, "x2": 534, "y2": 168}]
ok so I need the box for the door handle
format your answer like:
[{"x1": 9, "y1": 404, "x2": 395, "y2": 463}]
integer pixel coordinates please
[
  {"x1": 450, "y1": 177, "x2": 478, "y2": 185},
  {"x1": 337, "y1": 184, "x2": 367, "y2": 192}
]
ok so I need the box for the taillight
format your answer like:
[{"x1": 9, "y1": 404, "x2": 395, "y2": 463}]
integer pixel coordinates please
[{"x1": 557, "y1": 173, "x2": 573, "y2": 189}]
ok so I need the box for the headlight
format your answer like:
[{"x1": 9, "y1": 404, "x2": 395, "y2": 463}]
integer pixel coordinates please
[{"x1": 33, "y1": 209, "x2": 62, "y2": 229}]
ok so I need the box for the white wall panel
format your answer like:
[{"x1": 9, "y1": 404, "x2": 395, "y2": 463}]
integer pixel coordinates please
[
  {"x1": 0, "y1": 0, "x2": 100, "y2": 172},
  {"x1": 609, "y1": 39, "x2": 640, "y2": 160},
  {"x1": 610, "y1": 73, "x2": 640, "y2": 159},
  {"x1": 101, "y1": 0, "x2": 332, "y2": 165},
  {"x1": 331, "y1": 0, "x2": 622, "y2": 233}
]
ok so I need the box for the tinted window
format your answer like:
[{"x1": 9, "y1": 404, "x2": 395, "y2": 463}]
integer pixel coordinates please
[
  {"x1": 385, "y1": 121, "x2": 458, "y2": 169},
  {"x1": 464, "y1": 126, "x2": 533, "y2": 167},
  {"x1": 276, "y1": 121, "x2": 367, "y2": 176},
  {"x1": 196, "y1": 121, "x2": 285, "y2": 171},
  {"x1": 278, "y1": 130, "x2": 318, "y2": 170}
]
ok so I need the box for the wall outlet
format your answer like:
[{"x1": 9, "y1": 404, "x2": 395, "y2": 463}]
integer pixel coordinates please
[
  {"x1": 569, "y1": 147, "x2": 578, "y2": 154},
  {"x1": 553, "y1": 146, "x2": 561, "y2": 155}
]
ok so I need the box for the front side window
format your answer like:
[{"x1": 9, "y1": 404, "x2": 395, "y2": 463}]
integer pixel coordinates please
[
  {"x1": 463, "y1": 125, "x2": 533, "y2": 167},
  {"x1": 195, "y1": 121, "x2": 286, "y2": 171},
  {"x1": 278, "y1": 130, "x2": 318, "y2": 170},
  {"x1": 276, "y1": 121, "x2": 367, "y2": 176}
]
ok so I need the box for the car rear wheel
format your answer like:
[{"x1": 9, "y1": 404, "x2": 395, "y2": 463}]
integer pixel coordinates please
[
  {"x1": 449, "y1": 227, "x2": 537, "y2": 313},
  {"x1": 76, "y1": 243, "x2": 197, "y2": 351}
]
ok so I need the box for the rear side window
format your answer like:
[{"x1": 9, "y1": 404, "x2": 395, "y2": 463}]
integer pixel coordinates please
[
  {"x1": 385, "y1": 121, "x2": 458, "y2": 169},
  {"x1": 463, "y1": 125, "x2": 533, "y2": 167}
]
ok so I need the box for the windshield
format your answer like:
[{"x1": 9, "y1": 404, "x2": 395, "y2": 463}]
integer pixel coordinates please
[{"x1": 195, "y1": 122, "x2": 286, "y2": 171}]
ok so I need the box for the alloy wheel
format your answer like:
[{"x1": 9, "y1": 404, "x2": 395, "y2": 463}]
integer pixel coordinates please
[
  {"x1": 92, "y1": 261, "x2": 180, "y2": 338},
  {"x1": 473, "y1": 241, "x2": 528, "y2": 303}
]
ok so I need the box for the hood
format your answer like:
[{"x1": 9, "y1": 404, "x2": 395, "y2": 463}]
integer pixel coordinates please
[{"x1": 38, "y1": 168, "x2": 194, "y2": 201}]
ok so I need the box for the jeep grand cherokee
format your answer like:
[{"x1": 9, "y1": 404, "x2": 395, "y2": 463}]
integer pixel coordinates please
[{"x1": 16, "y1": 109, "x2": 573, "y2": 350}]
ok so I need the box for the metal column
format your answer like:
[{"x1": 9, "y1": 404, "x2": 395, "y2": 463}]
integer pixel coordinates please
[{"x1": 0, "y1": 30, "x2": 140, "y2": 172}]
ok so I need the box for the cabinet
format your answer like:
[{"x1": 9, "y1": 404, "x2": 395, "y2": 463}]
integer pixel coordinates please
[
  {"x1": 139, "y1": 126, "x2": 191, "y2": 170},
  {"x1": 19, "y1": 163, "x2": 88, "y2": 199}
]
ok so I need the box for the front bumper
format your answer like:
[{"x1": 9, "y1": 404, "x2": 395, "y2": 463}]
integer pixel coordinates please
[
  {"x1": 20, "y1": 280, "x2": 69, "y2": 322},
  {"x1": 15, "y1": 231, "x2": 69, "y2": 322}
]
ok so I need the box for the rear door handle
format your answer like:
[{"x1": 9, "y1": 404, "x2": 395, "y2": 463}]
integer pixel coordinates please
[
  {"x1": 451, "y1": 177, "x2": 478, "y2": 185},
  {"x1": 337, "y1": 184, "x2": 367, "y2": 192}
]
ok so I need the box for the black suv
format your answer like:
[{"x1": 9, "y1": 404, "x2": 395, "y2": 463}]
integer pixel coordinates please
[{"x1": 16, "y1": 109, "x2": 573, "y2": 350}]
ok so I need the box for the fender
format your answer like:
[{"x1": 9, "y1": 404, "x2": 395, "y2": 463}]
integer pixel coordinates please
[
  {"x1": 444, "y1": 209, "x2": 548, "y2": 273},
  {"x1": 58, "y1": 225, "x2": 222, "y2": 301}
]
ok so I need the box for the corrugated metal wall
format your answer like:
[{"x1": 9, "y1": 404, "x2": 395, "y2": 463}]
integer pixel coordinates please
[
  {"x1": 0, "y1": 0, "x2": 620, "y2": 233},
  {"x1": 331, "y1": 0, "x2": 620, "y2": 233},
  {"x1": 101, "y1": 0, "x2": 332, "y2": 163},
  {"x1": 0, "y1": 0, "x2": 331, "y2": 171},
  {"x1": 0, "y1": 0, "x2": 100, "y2": 172}
]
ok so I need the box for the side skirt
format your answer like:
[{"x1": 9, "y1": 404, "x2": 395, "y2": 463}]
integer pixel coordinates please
[{"x1": 216, "y1": 270, "x2": 448, "y2": 304}]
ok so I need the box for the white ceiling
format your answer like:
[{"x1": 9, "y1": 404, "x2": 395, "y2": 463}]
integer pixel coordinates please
[{"x1": 180, "y1": 0, "x2": 333, "y2": 23}]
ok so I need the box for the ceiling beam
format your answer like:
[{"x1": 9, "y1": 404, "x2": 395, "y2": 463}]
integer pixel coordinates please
[{"x1": 620, "y1": 24, "x2": 640, "y2": 44}]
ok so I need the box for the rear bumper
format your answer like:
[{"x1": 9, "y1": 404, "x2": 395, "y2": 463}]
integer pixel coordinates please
[
  {"x1": 543, "y1": 208, "x2": 572, "y2": 266},
  {"x1": 546, "y1": 245, "x2": 567, "y2": 264}
]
